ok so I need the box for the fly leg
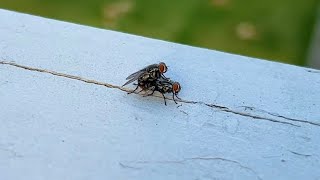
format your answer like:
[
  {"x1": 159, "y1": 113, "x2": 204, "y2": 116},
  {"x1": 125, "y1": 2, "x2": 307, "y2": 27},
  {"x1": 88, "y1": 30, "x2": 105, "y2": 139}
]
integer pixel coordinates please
[
  {"x1": 161, "y1": 74, "x2": 170, "y2": 80},
  {"x1": 172, "y1": 93, "x2": 178, "y2": 104},
  {"x1": 161, "y1": 93, "x2": 167, "y2": 106},
  {"x1": 175, "y1": 94, "x2": 182, "y2": 100},
  {"x1": 128, "y1": 85, "x2": 139, "y2": 94},
  {"x1": 137, "y1": 89, "x2": 145, "y2": 94},
  {"x1": 143, "y1": 87, "x2": 156, "y2": 97}
]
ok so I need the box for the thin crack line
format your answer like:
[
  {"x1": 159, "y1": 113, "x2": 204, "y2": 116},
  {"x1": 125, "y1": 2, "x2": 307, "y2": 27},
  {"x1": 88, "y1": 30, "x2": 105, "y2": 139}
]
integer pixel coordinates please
[
  {"x1": 289, "y1": 150, "x2": 312, "y2": 157},
  {"x1": 119, "y1": 162, "x2": 142, "y2": 170},
  {"x1": 0, "y1": 61, "x2": 130, "y2": 92},
  {"x1": 268, "y1": 113, "x2": 319, "y2": 127},
  {"x1": 122, "y1": 156, "x2": 261, "y2": 180},
  {"x1": 204, "y1": 103, "x2": 300, "y2": 127},
  {"x1": 188, "y1": 157, "x2": 261, "y2": 180},
  {"x1": 131, "y1": 160, "x2": 184, "y2": 164},
  {"x1": 239, "y1": 106, "x2": 320, "y2": 127},
  {"x1": 0, "y1": 60, "x2": 315, "y2": 128}
]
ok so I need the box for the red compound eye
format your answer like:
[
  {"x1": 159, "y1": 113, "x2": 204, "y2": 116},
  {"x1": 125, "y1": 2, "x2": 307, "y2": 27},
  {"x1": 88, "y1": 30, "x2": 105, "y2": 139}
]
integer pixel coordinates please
[
  {"x1": 172, "y1": 82, "x2": 181, "y2": 93},
  {"x1": 159, "y1": 62, "x2": 167, "y2": 73}
]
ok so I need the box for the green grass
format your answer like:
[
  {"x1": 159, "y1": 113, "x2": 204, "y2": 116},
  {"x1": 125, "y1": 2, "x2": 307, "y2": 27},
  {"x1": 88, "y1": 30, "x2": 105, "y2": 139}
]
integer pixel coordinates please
[{"x1": 0, "y1": 0, "x2": 318, "y2": 65}]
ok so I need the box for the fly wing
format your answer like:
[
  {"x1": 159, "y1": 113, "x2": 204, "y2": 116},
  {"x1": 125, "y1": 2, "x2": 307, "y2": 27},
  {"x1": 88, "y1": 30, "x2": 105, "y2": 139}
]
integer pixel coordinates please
[
  {"x1": 122, "y1": 64, "x2": 158, "y2": 86},
  {"x1": 123, "y1": 63, "x2": 159, "y2": 86},
  {"x1": 125, "y1": 70, "x2": 144, "y2": 80},
  {"x1": 122, "y1": 71, "x2": 145, "y2": 86},
  {"x1": 125, "y1": 63, "x2": 158, "y2": 80}
]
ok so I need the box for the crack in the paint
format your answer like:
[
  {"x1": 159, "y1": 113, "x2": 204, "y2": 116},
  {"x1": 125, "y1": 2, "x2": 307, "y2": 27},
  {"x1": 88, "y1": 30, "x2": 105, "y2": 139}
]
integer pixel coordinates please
[
  {"x1": 289, "y1": 150, "x2": 312, "y2": 157},
  {"x1": 188, "y1": 157, "x2": 261, "y2": 180},
  {"x1": 0, "y1": 61, "x2": 129, "y2": 91},
  {"x1": 240, "y1": 106, "x2": 320, "y2": 127},
  {"x1": 119, "y1": 162, "x2": 142, "y2": 170},
  {"x1": 1, "y1": 60, "x2": 317, "y2": 128},
  {"x1": 204, "y1": 104, "x2": 300, "y2": 127},
  {"x1": 268, "y1": 113, "x2": 319, "y2": 127},
  {"x1": 121, "y1": 156, "x2": 262, "y2": 180}
]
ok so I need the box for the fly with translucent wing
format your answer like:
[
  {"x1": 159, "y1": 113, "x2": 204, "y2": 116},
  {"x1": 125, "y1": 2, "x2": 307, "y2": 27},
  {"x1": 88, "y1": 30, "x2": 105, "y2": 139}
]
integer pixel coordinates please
[
  {"x1": 122, "y1": 62, "x2": 168, "y2": 93},
  {"x1": 123, "y1": 62, "x2": 182, "y2": 105}
]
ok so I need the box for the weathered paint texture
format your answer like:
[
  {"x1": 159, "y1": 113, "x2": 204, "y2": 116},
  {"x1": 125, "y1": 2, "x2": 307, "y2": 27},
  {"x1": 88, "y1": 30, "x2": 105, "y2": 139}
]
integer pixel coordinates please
[{"x1": 0, "y1": 9, "x2": 319, "y2": 180}]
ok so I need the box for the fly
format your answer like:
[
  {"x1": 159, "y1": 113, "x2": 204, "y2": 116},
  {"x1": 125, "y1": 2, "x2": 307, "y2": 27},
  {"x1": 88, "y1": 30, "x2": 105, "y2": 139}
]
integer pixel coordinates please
[
  {"x1": 123, "y1": 62, "x2": 181, "y2": 105},
  {"x1": 123, "y1": 62, "x2": 168, "y2": 94},
  {"x1": 143, "y1": 78, "x2": 181, "y2": 105},
  {"x1": 122, "y1": 62, "x2": 168, "y2": 87}
]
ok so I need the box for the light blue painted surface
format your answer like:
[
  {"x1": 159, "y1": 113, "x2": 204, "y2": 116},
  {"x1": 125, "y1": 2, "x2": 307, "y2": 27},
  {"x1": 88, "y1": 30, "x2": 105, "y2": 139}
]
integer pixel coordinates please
[{"x1": 0, "y1": 9, "x2": 319, "y2": 180}]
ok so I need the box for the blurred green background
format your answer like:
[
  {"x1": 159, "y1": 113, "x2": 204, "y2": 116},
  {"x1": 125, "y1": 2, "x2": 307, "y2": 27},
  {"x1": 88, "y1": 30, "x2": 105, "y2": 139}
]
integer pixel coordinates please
[{"x1": 0, "y1": 0, "x2": 319, "y2": 66}]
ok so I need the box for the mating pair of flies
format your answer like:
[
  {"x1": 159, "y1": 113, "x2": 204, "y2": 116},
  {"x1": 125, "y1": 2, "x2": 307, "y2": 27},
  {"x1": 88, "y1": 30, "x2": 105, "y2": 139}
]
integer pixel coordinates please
[{"x1": 122, "y1": 62, "x2": 181, "y2": 105}]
